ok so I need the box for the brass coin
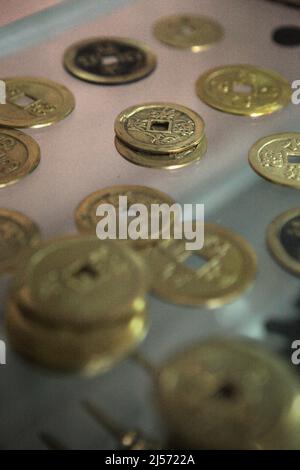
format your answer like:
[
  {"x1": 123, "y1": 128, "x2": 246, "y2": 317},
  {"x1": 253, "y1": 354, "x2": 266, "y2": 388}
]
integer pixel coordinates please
[
  {"x1": 74, "y1": 185, "x2": 176, "y2": 248},
  {"x1": 0, "y1": 128, "x2": 40, "y2": 187},
  {"x1": 267, "y1": 207, "x2": 300, "y2": 276},
  {"x1": 249, "y1": 132, "x2": 300, "y2": 188},
  {"x1": 115, "y1": 133, "x2": 207, "y2": 169},
  {"x1": 115, "y1": 103, "x2": 205, "y2": 154},
  {"x1": 196, "y1": 65, "x2": 291, "y2": 116},
  {"x1": 153, "y1": 14, "x2": 223, "y2": 51},
  {"x1": 24, "y1": 236, "x2": 148, "y2": 327},
  {"x1": 148, "y1": 223, "x2": 257, "y2": 307},
  {"x1": 0, "y1": 77, "x2": 75, "y2": 128},
  {"x1": 63, "y1": 37, "x2": 157, "y2": 85},
  {"x1": 6, "y1": 300, "x2": 149, "y2": 374},
  {"x1": 0, "y1": 208, "x2": 41, "y2": 274},
  {"x1": 157, "y1": 338, "x2": 300, "y2": 449}
]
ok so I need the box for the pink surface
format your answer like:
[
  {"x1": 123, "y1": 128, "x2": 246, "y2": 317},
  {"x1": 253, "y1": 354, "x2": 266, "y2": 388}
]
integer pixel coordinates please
[{"x1": 0, "y1": 0, "x2": 62, "y2": 26}]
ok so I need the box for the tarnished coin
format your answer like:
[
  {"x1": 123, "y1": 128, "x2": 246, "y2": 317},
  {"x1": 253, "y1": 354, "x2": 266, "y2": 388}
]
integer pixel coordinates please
[
  {"x1": 115, "y1": 134, "x2": 207, "y2": 169},
  {"x1": 196, "y1": 65, "x2": 291, "y2": 116},
  {"x1": 267, "y1": 207, "x2": 300, "y2": 276},
  {"x1": 0, "y1": 128, "x2": 40, "y2": 187},
  {"x1": 23, "y1": 236, "x2": 148, "y2": 327},
  {"x1": 115, "y1": 103, "x2": 205, "y2": 154},
  {"x1": 157, "y1": 338, "x2": 300, "y2": 449},
  {"x1": 63, "y1": 37, "x2": 157, "y2": 85},
  {"x1": 153, "y1": 14, "x2": 223, "y2": 51},
  {"x1": 0, "y1": 209, "x2": 41, "y2": 274},
  {"x1": 148, "y1": 223, "x2": 257, "y2": 307},
  {"x1": 0, "y1": 77, "x2": 75, "y2": 128},
  {"x1": 249, "y1": 133, "x2": 300, "y2": 188},
  {"x1": 74, "y1": 185, "x2": 176, "y2": 247}
]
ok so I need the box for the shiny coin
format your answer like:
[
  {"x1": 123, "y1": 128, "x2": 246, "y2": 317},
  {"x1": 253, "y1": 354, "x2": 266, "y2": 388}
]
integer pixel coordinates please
[
  {"x1": 157, "y1": 338, "x2": 300, "y2": 449},
  {"x1": 115, "y1": 103, "x2": 205, "y2": 154},
  {"x1": 0, "y1": 209, "x2": 41, "y2": 274},
  {"x1": 196, "y1": 65, "x2": 291, "y2": 116},
  {"x1": 22, "y1": 236, "x2": 148, "y2": 327},
  {"x1": 115, "y1": 134, "x2": 207, "y2": 169},
  {"x1": 148, "y1": 223, "x2": 257, "y2": 307},
  {"x1": 0, "y1": 128, "x2": 40, "y2": 187},
  {"x1": 249, "y1": 132, "x2": 300, "y2": 188},
  {"x1": 267, "y1": 207, "x2": 300, "y2": 276},
  {"x1": 0, "y1": 77, "x2": 75, "y2": 128},
  {"x1": 153, "y1": 14, "x2": 223, "y2": 51},
  {"x1": 6, "y1": 299, "x2": 148, "y2": 374},
  {"x1": 64, "y1": 37, "x2": 157, "y2": 85},
  {"x1": 74, "y1": 185, "x2": 176, "y2": 247}
]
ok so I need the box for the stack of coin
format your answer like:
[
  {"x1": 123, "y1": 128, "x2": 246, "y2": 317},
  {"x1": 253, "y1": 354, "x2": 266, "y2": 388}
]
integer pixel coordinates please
[
  {"x1": 156, "y1": 338, "x2": 300, "y2": 449},
  {"x1": 114, "y1": 102, "x2": 207, "y2": 169},
  {"x1": 6, "y1": 236, "x2": 149, "y2": 374}
]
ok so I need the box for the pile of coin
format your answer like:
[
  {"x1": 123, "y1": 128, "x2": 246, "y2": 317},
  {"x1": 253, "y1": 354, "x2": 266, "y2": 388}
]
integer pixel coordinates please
[
  {"x1": 114, "y1": 102, "x2": 207, "y2": 169},
  {"x1": 6, "y1": 235, "x2": 149, "y2": 374}
]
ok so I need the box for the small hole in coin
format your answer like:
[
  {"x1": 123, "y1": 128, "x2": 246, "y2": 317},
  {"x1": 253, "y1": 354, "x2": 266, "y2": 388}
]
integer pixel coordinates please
[
  {"x1": 14, "y1": 95, "x2": 35, "y2": 107},
  {"x1": 183, "y1": 254, "x2": 206, "y2": 271},
  {"x1": 180, "y1": 23, "x2": 197, "y2": 35},
  {"x1": 102, "y1": 55, "x2": 119, "y2": 66},
  {"x1": 214, "y1": 383, "x2": 238, "y2": 400},
  {"x1": 74, "y1": 264, "x2": 99, "y2": 280},
  {"x1": 150, "y1": 121, "x2": 170, "y2": 132},
  {"x1": 288, "y1": 155, "x2": 300, "y2": 164},
  {"x1": 273, "y1": 26, "x2": 300, "y2": 46},
  {"x1": 233, "y1": 83, "x2": 252, "y2": 94}
]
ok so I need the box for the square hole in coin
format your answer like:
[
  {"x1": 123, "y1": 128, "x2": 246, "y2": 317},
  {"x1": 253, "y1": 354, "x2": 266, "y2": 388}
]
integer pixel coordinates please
[
  {"x1": 149, "y1": 120, "x2": 171, "y2": 132},
  {"x1": 74, "y1": 264, "x2": 99, "y2": 280},
  {"x1": 233, "y1": 83, "x2": 252, "y2": 94},
  {"x1": 184, "y1": 253, "x2": 206, "y2": 271},
  {"x1": 288, "y1": 155, "x2": 300, "y2": 164},
  {"x1": 102, "y1": 55, "x2": 118, "y2": 66},
  {"x1": 13, "y1": 95, "x2": 35, "y2": 107}
]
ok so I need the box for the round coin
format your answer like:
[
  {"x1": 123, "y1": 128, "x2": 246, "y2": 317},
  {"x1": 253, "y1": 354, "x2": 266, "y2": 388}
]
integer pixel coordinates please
[
  {"x1": 0, "y1": 209, "x2": 41, "y2": 274},
  {"x1": 157, "y1": 338, "x2": 300, "y2": 449},
  {"x1": 153, "y1": 14, "x2": 223, "y2": 51},
  {"x1": 0, "y1": 77, "x2": 75, "y2": 128},
  {"x1": 196, "y1": 65, "x2": 291, "y2": 116},
  {"x1": 115, "y1": 134, "x2": 207, "y2": 169},
  {"x1": 75, "y1": 185, "x2": 176, "y2": 247},
  {"x1": 249, "y1": 132, "x2": 300, "y2": 188},
  {"x1": 148, "y1": 223, "x2": 257, "y2": 307},
  {"x1": 267, "y1": 207, "x2": 300, "y2": 276},
  {"x1": 0, "y1": 128, "x2": 40, "y2": 187},
  {"x1": 115, "y1": 103, "x2": 205, "y2": 154},
  {"x1": 63, "y1": 37, "x2": 157, "y2": 85}
]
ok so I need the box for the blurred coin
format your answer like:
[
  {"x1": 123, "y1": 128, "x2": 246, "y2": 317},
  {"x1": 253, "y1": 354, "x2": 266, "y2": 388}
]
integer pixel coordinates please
[
  {"x1": 0, "y1": 128, "x2": 40, "y2": 187},
  {"x1": 153, "y1": 14, "x2": 223, "y2": 51},
  {"x1": 64, "y1": 37, "x2": 157, "y2": 85},
  {"x1": 0, "y1": 77, "x2": 75, "y2": 128},
  {"x1": 267, "y1": 207, "x2": 300, "y2": 276},
  {"x1": 249, "y1": 132, "x2": 300, "y2": 188},
  {"x1": 196, "y1": 65, "x2": 291, "y2": 116}
]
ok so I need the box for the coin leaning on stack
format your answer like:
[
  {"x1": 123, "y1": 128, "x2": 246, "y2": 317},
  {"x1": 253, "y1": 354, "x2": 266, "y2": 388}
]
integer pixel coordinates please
[
  {"x1": 5, "y1": 236, "x2": 149, "y2": 374},
  {"x1": 114, "y1": 103, "x2": 207, "y2": 169}
]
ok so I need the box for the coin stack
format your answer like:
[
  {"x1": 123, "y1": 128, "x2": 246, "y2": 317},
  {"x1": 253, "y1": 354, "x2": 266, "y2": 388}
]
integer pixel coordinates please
[
  {"x1": 6, "y1": 236, "x2": 149, "y2": 374},
  {"x1": 114, "y1": 102, "x2": 207, "y2": 169}
]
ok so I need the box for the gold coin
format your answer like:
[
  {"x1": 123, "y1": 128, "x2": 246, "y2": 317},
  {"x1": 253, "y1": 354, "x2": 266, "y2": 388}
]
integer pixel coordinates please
[
  {"x1": 0, "y1": 128, "x2": 40, "y2": 187},
  {"x1": 0, "y1": 77, "x2": 75, "y2": 128},
  {"x1": 153, "y1": 14, "x2": 223, "y2": 51},
  {"x1": 157, "y1": 338, "x2": 300, "y2": 449},
  {"x1": 115, "y1": 103, "x2": 205, "y2": 154},
  {"x1": 74, "y1": 185, "x2": 176, "y2": 248},
  {"x1": 267, "y1": 207, "x2": 300, "y2": 276},
  {"x1": 148, "y1": 223, "x2": 257, "y2": 307},
  {"x1": 6, "y1": 300, "x2": 148, "y2": 374},
  {"x1": 63, "y1": 37, "x2": 157, "y2": 85},
  {"x1": 115, "y1": 134, "x2": 207, "y2": 169},
  {"x1": 249, "y1": 133, "x2": 300, "y2": 188},
  {"x1": 23, "y1": 236, "x2": 148, "y2": 327},
  {"x1": 0, "y1": 209, "x2": 41, "y2": 274},
  {"x1": 196, "y1": 65, "x2": 291, "y2": 116}
]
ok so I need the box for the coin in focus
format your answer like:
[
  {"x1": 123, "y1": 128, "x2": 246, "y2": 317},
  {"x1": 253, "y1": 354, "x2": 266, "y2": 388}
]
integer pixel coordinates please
[
  {"x1": 0, "y1": 77, "x2": 75, "y2": 128},
  {"x1": 148, "y1": 223, "x2": 257, "y2": 307},
  {"x1": 267, "y1": 207, "x2": 300, "y2": 276},
  {"x1": 0, "y1": 208, "x2": 41, "y2": 274},
  {"x1": 0, "y1": 128, "x2": 40, "y2": 187},
  {"x1": 75, "y1": 185, "x2": 176, "y2": 248},
  {"x1": 156, "y1": 338, "x2": 300, "y2": 449},
  {"x1": 249, "y1": 132, "x2": 300, "y2": 188},
  {"x1": 63, "y1": 37, "x2": 157, "y2": 85},
  {"x1": 153, "y1": 14, "x2": 223, "y2": 51},
  {"x1": 196, "y1": 65, "x2": 291, "y2": 116}
]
